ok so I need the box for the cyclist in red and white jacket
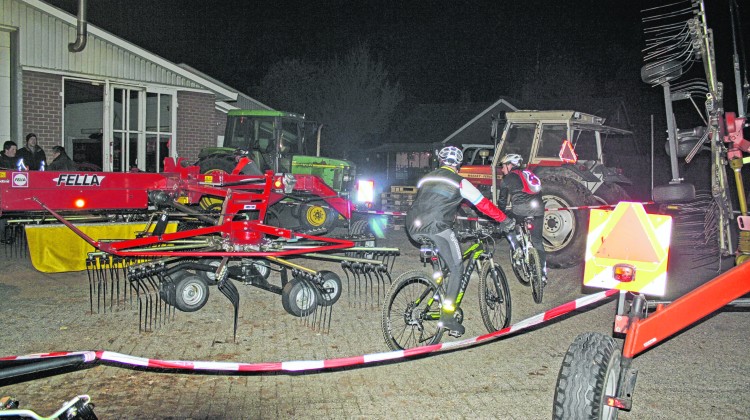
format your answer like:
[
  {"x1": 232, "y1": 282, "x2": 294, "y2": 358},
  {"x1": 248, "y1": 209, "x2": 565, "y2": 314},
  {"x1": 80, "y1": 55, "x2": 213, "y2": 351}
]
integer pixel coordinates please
[
  {"x1": 497, "y1": 153, "x2": 547, "y2": 281},
  {"x1": 406, "y1": 146, "x2": 514, "y2": 337}
]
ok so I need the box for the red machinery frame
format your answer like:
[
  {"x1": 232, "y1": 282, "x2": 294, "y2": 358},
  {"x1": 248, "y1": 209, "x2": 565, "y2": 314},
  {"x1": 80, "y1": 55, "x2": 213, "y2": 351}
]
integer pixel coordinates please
[{"x1": 0, "y1": 158, "x2": 356, "y2": 258}]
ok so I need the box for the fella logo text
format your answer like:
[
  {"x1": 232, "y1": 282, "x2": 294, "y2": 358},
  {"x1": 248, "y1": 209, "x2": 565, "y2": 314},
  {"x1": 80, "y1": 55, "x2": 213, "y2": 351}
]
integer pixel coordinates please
[{"x1": 54, "y1": 174, "x2": 106, "y2": 186}]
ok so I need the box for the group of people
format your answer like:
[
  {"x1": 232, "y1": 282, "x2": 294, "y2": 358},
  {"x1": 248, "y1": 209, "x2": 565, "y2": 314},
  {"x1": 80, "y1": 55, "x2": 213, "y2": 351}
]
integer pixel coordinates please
[
  {"x1": 0, "y1": 133, "x2": 77, "y2": 171},
  {"x1": 406, "y1": 146, "x2": 546, "y2": 338}
]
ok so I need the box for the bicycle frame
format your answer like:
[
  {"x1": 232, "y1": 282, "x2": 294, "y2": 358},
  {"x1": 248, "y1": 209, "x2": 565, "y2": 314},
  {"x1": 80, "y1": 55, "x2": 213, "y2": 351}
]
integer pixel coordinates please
[{"x1": 418, "y1": 229, "x2": 496, "y2": 317}]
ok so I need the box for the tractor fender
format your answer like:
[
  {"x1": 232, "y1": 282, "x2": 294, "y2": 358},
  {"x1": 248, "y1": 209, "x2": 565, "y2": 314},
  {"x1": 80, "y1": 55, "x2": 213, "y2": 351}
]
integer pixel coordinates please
[{"x1": 532, "y1": 165, "x2": 599, "y2": 183}]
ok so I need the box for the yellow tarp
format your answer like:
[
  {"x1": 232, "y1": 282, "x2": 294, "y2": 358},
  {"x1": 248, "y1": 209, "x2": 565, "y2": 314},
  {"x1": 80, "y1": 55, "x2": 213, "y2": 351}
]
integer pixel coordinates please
[{"x1": 26, "y1": 222, "x2": 178, "y2": 273}]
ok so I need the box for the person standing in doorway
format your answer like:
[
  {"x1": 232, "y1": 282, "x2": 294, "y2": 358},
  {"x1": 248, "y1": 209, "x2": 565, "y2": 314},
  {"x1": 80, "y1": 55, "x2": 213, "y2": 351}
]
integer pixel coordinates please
[{"x1": 17, "y1": 133, "x2": 47, "y2": 170}]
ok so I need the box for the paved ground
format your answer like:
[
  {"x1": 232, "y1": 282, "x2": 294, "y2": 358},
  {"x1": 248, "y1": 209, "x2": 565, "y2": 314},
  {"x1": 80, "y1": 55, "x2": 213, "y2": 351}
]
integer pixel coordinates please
[{"x1": 1, "y1": 228, "x2": 748, "y2": 419}]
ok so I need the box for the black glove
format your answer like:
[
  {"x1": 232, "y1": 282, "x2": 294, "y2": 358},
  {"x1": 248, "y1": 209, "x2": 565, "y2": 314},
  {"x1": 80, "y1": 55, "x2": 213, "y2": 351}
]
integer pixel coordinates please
[{"x1": 496, "y1": 217, "x2": 516, "y2": 233}]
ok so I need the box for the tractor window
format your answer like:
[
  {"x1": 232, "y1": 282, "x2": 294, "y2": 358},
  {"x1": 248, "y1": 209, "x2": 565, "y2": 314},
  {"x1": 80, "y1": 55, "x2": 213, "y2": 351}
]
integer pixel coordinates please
[
  {"x1": 570, "y1": 129, "x2": 599, "y2": 161},
  {"x1": 279, "y1": 120, "x2": 300, "y2": 154},
  {"x1": 537, "y1": 124, "x2": 568, "y2": 158},
  {"x1": 500, "y1": 123, "x2": 535, "y2": 159}
]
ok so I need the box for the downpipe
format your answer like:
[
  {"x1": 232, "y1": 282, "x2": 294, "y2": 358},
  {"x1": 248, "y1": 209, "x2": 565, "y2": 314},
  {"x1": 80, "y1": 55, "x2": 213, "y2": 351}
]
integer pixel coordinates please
[{"x1": 68, "y1": 0, "x2": 88, "y2": 53}]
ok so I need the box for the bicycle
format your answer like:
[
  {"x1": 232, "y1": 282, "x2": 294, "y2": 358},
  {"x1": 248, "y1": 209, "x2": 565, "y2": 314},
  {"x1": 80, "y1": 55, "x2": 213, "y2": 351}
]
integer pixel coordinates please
[
  {"x1": 381, "y1": 223, "x2": 512, "y2": 350},
  {"x1": 506, "y1": 216, "x2": 544, "y2": 304}
]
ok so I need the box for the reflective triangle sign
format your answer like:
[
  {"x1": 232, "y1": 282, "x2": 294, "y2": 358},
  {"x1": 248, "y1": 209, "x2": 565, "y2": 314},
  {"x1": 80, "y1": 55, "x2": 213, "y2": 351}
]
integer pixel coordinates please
[{"x1": 583, "y1": 202, "x2": 672, "y2": 296}]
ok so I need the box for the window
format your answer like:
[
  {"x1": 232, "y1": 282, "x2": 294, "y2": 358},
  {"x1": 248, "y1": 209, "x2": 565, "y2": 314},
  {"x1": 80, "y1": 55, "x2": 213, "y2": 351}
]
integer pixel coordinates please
[{"x1": 537, "y1": 124, "x2": 568, "y2": 158}]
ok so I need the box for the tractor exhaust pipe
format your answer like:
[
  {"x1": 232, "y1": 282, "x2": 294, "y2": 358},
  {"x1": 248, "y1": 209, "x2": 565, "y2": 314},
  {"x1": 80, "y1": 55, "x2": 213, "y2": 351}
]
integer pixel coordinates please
[{"x1": 68, "y1": 0, "x2": 88, "y2": 53}]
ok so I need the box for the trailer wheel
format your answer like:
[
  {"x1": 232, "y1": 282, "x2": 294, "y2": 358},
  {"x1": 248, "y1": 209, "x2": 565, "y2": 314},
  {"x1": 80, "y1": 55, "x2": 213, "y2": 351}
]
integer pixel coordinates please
[
  {"x1": 317, "y1": 270, "x2": 342, "y2": 306},
  {"x1": 174, "y1": 274, "x2": 209, "y2": 312},
  {"x1": 281, "y1": 278, "x2": 319, "y2": 317},
  {"x1": 541, "y1": 176, "x2": 594, "y2": 268},
  {"x1": 553, "y1": 332, "x2": 622, "y2": 420}
]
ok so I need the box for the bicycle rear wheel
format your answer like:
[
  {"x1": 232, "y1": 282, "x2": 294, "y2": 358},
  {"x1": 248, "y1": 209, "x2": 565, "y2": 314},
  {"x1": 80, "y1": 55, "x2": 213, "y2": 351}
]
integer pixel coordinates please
[
  {"x1": 478, "y1": 261, "x2": 512, "y2": 333},
  {"x1": 527, "y1": 247, "x2": 544, "y2": 304},
  {"x1": 382, "y1": 270, "x2": 444, "y2": 350},
  {"x1": 509, "y1": 247, "x2": 530, "y2": 286}
]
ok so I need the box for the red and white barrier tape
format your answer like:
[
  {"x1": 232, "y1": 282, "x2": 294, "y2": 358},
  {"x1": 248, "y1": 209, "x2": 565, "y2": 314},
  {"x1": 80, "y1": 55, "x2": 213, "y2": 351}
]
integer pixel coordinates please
[{"x1": 0, "y1": 289, "x2": 618, "y2": 373}]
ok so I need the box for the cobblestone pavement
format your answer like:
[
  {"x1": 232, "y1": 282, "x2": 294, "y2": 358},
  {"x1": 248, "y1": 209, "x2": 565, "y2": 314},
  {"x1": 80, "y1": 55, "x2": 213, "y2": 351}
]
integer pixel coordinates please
[{"x1": 1, "y1": 228, "x2": 748, "y2": 419}]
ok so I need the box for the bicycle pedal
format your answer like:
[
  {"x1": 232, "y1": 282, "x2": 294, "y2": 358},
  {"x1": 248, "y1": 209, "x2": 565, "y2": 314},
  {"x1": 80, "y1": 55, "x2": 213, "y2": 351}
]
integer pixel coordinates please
[{"x1": 447, "y1": 330, "x2": 464, "y2": 338}]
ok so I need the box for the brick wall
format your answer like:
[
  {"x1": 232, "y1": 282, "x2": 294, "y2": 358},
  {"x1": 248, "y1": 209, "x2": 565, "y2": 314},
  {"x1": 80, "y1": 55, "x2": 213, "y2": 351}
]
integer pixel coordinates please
[
  {"x1": 22, "y1": 71, "x2": 62, "y2": 153},
  {"x1": 176, "y1": 91, "x2": 219, "y2": 162}
]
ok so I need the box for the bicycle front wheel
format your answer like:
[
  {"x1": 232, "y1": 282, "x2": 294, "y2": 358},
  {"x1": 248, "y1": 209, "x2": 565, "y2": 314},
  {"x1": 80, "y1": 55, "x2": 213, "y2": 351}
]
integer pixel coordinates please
[
  {"x1": 382, "y1": 270, "x2": 444, "y2": 350},
  {"x1": 527, "y1": 247, "x2": 544, "y2": 304},
  {"x1": 478, "y1": 261, "x2": 512, "y2": 333}
]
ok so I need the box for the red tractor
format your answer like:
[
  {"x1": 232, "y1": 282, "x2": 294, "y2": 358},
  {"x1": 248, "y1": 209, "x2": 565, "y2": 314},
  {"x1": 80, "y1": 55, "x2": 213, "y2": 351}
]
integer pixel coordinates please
[{"x1": 459, "y1": 110, "x2": 633, "y2": 268}]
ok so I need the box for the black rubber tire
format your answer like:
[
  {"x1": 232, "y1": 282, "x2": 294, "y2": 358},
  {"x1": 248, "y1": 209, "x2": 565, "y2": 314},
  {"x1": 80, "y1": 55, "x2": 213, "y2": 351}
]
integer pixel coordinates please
[
  {"x1": 173, "y1": 273, "x2": 209, "y2": 312},
  {"x1": 527, "y1": 247, "x2": 544, "y2": 304},
  {"x1": 553, "y1": 332, "x2": 622, "y2": 420},
  {"x1": 350, "y1": 219, "x2": 369, "y2": 236},
  {"x1": 652, "y1": 182, "x2": 696, "y2": 204},
  {"x1": 592, "y1": 183, "x2": 631, "y2": 206},
  {"x1": 198, "y1": 259, "x2": 222, "y2": 285},
  {"x1": 317, "y1": 270, "x2": 342, "y2": 306},
  {"x1": 198, "y1": 156, "x2": 236, "y2": 175},
  {"x1": 281, "y1": 278, "x2": 318, "y2": 317},
  {"x1": 381, "y1": 270, "x2": 444, "y2": 350},
  {"x1": 541, "y1": 176, "x2": 595, "y2": 269},
  {"x1": 478, "y1": 261, "x2": 511, "y2": 333}
]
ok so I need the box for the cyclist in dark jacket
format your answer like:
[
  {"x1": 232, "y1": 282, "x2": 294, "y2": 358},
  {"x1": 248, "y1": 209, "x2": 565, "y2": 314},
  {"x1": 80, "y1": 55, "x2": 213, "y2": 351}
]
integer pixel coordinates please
[
  {"x1": 406, "y1": 146, "x2": 514, "y2": 337},
  {"x1": 497, "y1": 153, "x2": 547, "y2": 281}
]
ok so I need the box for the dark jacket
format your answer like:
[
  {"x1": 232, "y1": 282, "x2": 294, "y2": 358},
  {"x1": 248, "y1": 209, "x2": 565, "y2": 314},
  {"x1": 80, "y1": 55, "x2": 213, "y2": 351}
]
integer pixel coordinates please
[
  {"x1": 17, "y1": 146, "x2": 47, "y2": 171},
  {"x1": 48, "y1": 153, "x2": 77, "y2": 171},
  {"x1": 0, "y1": 152, "x2": 18, "y2": 170},
  {"x1": 498, "y1": 169, "x2": 544, "y2": 217},
  {"x1": 406, "y1": 167, "x2": 465, "y2": 235}
]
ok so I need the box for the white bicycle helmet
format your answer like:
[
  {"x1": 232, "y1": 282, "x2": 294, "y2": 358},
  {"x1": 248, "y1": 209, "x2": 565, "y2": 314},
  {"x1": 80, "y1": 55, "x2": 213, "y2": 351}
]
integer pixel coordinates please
[
  {"x1": 438, "y1": 146, "x2": 463, "y2": 167},
  {"x1": 500, "y1": 153, "x2": 523, "y2": 168}
]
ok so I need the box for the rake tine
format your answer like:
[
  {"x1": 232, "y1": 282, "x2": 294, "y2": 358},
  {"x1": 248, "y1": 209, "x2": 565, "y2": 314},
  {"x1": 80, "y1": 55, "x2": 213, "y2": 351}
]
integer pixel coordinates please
[{"x1": 216, "y1": 259, "x2": 240, "y2": 341}]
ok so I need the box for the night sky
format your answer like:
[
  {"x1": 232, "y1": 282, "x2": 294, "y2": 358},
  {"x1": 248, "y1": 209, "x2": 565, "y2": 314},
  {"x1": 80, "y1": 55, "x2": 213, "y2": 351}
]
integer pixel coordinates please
[{"x1": 43, "y1": 1, "x2": 747, "y2": 110}]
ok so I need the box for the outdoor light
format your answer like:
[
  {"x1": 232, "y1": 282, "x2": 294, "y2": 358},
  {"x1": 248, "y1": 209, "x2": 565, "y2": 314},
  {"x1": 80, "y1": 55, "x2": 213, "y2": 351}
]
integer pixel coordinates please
[
  {"x1": 356, "y1": 179, "x2": 374, "y2": 203},
  {"x1": 74, "y1": 198, "x2": 86, "y2": 208}
]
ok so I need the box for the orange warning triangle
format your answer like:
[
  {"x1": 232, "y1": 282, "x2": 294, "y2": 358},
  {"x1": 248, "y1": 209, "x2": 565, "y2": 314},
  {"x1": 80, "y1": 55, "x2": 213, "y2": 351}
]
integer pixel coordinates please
[
  {"x1": 559, "y1": 140, "x2": 578, "y2": 163},
  {"x1": 593, "y1": 204, "x2": 660, "y2": 262}
]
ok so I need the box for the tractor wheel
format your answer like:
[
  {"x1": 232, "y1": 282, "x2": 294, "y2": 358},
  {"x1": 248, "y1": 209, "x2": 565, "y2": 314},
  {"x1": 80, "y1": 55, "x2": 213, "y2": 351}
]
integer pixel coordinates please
[
  {"x1": 198, "y1": 157, "x2": 236, "y2": 211},
  {"x1": 173, "y1": 273, "x2": 209, "y2": 312},
  {"x1": 541, "y1": 176, "x2": 595, "y2": 268},
  {"x1": 299, "y1": 201, "x2": 336, "y2": 231},
  {"x1": 553, "y1": 332, "x2": 622, "y2": 420},
  {"x1": 198, "y1": 156, "x2": 236, "y2": 175},
  {"x1": 592, "y1": 183, "x2": 631, "y2": 206}
]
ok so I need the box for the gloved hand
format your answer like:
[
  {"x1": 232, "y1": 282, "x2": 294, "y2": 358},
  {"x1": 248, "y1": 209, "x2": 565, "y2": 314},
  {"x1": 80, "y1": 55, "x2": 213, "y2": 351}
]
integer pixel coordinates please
[{"x1": 495, "y1": 217, "x2": 516, "y2": 233}]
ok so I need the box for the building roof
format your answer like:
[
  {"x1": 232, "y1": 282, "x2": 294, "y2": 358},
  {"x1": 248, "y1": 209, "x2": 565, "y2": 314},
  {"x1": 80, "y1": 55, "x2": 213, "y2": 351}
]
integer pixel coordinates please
[{"x1": 9, "y1": 0, "x2": 242, "y2": 102}]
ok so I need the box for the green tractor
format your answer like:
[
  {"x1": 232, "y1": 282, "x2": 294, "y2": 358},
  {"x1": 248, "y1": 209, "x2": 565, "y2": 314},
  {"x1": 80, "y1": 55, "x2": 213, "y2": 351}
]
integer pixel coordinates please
[{"x1": 197, "y1": 110, "x2": 365, "y2": 233}]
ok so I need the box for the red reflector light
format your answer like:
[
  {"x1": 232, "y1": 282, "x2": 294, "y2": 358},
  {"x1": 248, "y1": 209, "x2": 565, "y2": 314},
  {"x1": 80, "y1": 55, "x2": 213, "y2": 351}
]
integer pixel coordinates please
[
  {"x1": 613, "y1": 264, "x2": 636, "y2": 282},
  {"x1": 74, "y1": 198, "x2": 85, "y2": 208},
  {"x1": 525, "y1": 221, "x2": 534, "y2": 230},
  {"x1": 606, "y1": 397, "x2": 627, "y2": 409}
]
